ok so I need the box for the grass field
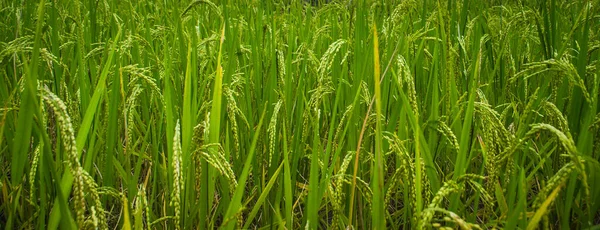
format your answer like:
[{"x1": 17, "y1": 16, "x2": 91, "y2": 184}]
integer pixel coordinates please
[{"x1": 1, "y1": 0, "x2": 600, "y2": 229}]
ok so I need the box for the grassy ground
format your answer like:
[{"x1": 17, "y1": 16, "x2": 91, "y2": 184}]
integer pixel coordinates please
[{"x1": 1, "y1": 0, "x2": 600, "y2": 229}]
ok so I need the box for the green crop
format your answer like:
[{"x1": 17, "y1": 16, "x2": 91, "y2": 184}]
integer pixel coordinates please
[{"x1": 1, "y1": 0, "x2": 599, "y2": 229}]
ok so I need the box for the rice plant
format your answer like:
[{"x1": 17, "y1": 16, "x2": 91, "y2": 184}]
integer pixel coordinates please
[{"x1": 1, "y1": 0, "x2": 599, "y2": 229}]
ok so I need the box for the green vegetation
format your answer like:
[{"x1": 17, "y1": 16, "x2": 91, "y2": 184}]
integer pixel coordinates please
[{"x1": 1, "y1": 0, "x2": 600, "y2": 229}]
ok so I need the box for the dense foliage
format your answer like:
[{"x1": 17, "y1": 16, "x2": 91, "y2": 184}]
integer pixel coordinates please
[{"x1": 1, "y1": 0, "x2": 600, "y2": 229}]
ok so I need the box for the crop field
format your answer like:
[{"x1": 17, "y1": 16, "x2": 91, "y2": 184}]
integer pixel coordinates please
[{"x1": 1, "y1": 0, "x2": 600, "y2": 229}]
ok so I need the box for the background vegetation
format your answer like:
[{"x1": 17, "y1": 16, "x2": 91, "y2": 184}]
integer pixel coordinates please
[{"x1": 1, "y1": 0, "x2": 599, "y2": 229}]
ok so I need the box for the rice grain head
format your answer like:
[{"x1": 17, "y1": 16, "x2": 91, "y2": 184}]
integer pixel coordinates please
[
  {"x1": 268, "y1": 100, "x2": 283, "y2": 166},
  {"x1": 171, "y1": 120, "x2": 183, "y2": 230},
  {"x1": 40, "y1": 86, "x2": 88, "y2": 228}
]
